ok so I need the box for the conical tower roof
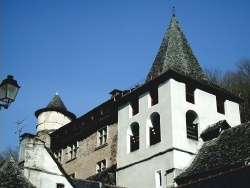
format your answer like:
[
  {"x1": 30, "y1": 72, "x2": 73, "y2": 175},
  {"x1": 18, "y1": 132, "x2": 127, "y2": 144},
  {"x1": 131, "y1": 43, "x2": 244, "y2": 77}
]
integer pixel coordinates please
[
  {"x1": 46, "y1": 93, "x2": 67, "y2": 111},
  {"x1": 35, "y1": 93, "x2": 76, "y2": 120},
  {"x1": 145, "y1": 14, "x2": 207, "y2": 83}
]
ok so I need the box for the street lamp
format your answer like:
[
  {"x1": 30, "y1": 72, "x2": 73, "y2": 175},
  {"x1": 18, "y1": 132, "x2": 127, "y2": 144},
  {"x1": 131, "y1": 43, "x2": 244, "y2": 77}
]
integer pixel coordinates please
[{"x1": 0, "y1": 75, "x2": 20, "y2": 110}]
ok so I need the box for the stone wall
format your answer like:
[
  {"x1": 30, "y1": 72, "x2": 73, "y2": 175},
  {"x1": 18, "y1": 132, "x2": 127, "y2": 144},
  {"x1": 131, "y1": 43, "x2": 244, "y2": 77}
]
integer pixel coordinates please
[{"x1": 60, "y1": 123, "x2": 118, "y2": 179}]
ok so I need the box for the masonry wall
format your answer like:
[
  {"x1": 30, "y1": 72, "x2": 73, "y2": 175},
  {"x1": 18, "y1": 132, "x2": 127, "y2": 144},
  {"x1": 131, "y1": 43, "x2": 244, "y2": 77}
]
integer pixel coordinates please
[
  {"x1": 37, "y1": 111, "x2": 72, "y2": 132},
  {"x1": 60, "y1": 123, "x2": 118, "y2": 179}
]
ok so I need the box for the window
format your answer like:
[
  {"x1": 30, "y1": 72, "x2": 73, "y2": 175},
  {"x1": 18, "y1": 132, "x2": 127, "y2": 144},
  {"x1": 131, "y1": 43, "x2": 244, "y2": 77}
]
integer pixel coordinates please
[
  {"x1": 149, "y1": 112, "x2": 161, "y2": 146},
  {"x1": 131, "y1": 99, "x2": 139, "y2": 116},
  {"x1": 67, "y1": 142, "x2": 78, "y2": 160},
  {"x1": 186, "y1": 85, "x2": 195, "y2": 104},
  {"x1": 96, "y1": 159, "x2": 106, "y2": 173},
  {"x1": 155, "y1": 170, "x2": 162, "y2": 188},
  {"x1": 56, "y1": 184, "x2": 65, "y2": 188},
  {"x1": 150, "y1": 87, "x2": 158, "y2": 106},
  {"x1": 70, "y1": 173, "x2": 76, "y2": 178},
  {"x1": 129, "y1": 122, "x2": 140, "y2": 152},
  {"x1": 55, "y1": 150, "x2": 62, "y2": 163},
  {"x1": 97, "y1": 127, "x2": 107, "y2": 147},
  {"x1": 186, "y1": 110, "x2": 199, "y2": 141},
  {"x1": 217, "y1": 97, "x2": 225, "y2": 114}
]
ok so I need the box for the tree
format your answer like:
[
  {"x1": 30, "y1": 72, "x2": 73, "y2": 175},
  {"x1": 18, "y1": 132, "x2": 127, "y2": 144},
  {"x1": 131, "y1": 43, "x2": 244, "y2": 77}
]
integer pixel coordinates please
[
  {"x1": 205, "y1": 58, "x2": 250, "y2": 123},
  {"x1": 0, "y1": 146, "x2": 19, "y2": 164}
]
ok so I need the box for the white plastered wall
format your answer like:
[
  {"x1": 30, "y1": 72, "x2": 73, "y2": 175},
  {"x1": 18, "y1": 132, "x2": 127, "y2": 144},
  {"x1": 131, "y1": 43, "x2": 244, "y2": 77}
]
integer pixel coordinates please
[
  {"x1": 117, "y1": 78, "x2": 241, "y2": 187},
  {"x1": 19, "y1": 137, "x2": 73, "y2": 188}
]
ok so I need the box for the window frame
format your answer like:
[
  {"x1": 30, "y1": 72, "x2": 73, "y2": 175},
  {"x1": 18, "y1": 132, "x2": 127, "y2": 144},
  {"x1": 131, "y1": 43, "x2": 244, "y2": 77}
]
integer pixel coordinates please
[
  {"x1": 54, "y1": 149, "x2": 62, "y2": 163},
  {"x1": 56, "y1": 183, "x2": 65, "y2": 188},
  {"x1": 97, "y1": 126, "x2": 108, "y2": 147},
  {"x1": 67, "y1": 141, "x2": 79, "y2": 161},
  {"x1": 217, "y1": 96, "x2": 226, "y2": 114},
  {"x1": 96, "y1": 159, "x2": 107, "y2": 173}
]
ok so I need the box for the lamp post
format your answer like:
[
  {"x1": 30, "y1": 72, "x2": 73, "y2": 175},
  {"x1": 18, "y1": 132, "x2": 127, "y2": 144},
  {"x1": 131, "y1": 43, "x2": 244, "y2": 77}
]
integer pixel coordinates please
[{"x1": 0, "y1": 75, "x2": 20, "y2": 110}]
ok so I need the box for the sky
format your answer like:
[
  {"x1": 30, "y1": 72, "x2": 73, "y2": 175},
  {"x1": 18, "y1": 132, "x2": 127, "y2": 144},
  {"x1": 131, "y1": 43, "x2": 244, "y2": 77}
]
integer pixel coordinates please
[{"x1": 1, "y1": 0, "x2": 250, "y2": 152}]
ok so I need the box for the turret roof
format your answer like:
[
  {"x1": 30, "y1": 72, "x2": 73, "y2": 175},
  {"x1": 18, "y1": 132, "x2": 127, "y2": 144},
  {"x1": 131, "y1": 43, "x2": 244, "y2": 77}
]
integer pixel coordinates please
[
  {"x1": 35, "y1": 93, "x2": 76, "y2": 120},
  {"x1": 46, "y1": 94, "x2": 67, "y2": 111},
  {"x1": 146, "y1": 14, "x2": 207, "y2": 83}
]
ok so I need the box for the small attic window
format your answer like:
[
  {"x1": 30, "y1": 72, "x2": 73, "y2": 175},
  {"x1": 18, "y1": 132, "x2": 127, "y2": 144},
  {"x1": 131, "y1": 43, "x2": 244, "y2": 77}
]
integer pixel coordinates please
[
  {"x1": 217, "y1": 97, "x2": 225, "y2": 114},
  {"x1": 186, "y1": 85, "x2": 195, "y2": 104}
]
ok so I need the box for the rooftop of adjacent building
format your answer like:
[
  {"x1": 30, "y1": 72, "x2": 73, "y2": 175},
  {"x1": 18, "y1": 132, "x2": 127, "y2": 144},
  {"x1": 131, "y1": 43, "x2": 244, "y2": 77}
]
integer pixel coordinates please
[{"x1": 175, "y1": 122, "x2": 250, "y2": 185}]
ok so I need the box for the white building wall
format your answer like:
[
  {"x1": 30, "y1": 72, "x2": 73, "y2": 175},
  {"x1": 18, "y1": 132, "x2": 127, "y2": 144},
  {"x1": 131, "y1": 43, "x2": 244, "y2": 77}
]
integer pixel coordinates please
[
  {"x1": 117, "y1": 78, "x2": 241, "y2": 188},
  {"x1": 19, "y1": 136, "x2": 73, "y2": 188}
]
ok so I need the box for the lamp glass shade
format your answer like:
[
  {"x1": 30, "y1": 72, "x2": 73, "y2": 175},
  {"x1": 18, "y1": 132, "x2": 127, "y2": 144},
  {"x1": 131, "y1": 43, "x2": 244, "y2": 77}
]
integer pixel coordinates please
[{"x1": 0, "y1": 75, "x2": 20, "y2": 104}]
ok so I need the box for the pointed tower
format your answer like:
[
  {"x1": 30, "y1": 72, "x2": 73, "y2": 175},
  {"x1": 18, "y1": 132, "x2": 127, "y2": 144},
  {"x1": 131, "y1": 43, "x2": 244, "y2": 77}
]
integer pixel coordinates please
[
  {"x1": 146, "y1": 14, "x2": 207, "y2": 83},
  {"x1": 35, "y1": 93, "x2": 76, "y2": 147},
  {"x1": 116, "y1": 13, "x2": 242, "y2": 188}
]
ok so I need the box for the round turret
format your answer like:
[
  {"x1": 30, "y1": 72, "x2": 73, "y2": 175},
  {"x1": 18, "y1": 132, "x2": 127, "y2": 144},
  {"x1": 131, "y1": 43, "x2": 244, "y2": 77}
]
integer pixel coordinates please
[{"x1": 34, "y1": 93, "x2": 76, "y2": 147}]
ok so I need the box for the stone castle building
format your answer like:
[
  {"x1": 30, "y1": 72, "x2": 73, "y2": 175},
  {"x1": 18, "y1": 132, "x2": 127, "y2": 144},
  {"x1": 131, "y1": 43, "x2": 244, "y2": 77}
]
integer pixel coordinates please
[{"x1": 18, "y1": 13, "x2": 249, "y2": 188}]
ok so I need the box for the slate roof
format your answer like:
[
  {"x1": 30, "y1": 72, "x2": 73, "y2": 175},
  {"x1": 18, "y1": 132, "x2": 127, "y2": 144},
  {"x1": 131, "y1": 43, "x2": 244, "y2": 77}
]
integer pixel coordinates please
[
  {"x1": 71, "y1": 179, "x2": 101, "y2": 188},
  {"x1": 146, "y1": 14, "x2": 207, "y2": 83},
  {"x1": 46, "y1": 94, "x2": 67, "y2": 111},
  {"x1": 200, "y1": 120, "x2": 231, "y2": 141},
  {"x1": 35, "y1": 93, "x2": 76, "y2": 120},
  {"x1": 177, "y1": 165, "x2": 250, "y2": 188},
  {"x1": 175, "y1": 123, "x2": 250, "y2": 185},
  {"x1": 0, "y1": 155, "x2": 36, "y2": 188}
]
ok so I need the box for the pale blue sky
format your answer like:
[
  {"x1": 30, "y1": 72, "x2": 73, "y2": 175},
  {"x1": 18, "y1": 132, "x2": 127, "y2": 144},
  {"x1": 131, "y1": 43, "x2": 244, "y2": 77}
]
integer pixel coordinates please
[{"x1": 1, "y1": 0, "x2": 250, "y2": 151}]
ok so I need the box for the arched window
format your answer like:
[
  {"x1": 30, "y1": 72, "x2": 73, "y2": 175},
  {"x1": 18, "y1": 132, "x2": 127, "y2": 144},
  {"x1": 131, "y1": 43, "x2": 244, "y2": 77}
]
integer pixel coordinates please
[
  {"x1": 186, "y1": 110, "x2": 199, "y2": 141},
  {"x1": 148, "y1": 112, "x2": 161, "y2": 146},
  {"x1": 128, "y1": 122, "x2": 140, "y2": 152}
]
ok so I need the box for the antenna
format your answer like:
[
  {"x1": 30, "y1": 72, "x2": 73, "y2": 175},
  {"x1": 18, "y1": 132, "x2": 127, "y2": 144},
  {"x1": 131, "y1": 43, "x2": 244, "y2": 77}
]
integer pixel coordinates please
[{"x1": 15, "y1": 117, "x2": 27, "y2": 141}]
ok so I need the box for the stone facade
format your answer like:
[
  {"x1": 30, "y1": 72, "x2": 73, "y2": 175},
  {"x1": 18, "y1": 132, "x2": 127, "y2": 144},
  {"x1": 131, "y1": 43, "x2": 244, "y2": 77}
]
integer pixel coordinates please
[{"x1": 60, "y1": 123, "x2": 118, "y2": 179}]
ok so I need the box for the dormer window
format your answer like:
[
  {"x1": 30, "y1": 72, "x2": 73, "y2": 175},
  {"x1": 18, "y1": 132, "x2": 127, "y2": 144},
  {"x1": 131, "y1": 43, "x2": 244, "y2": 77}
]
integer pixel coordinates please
[
  {"x1": 217, "y1": 97, "x2": 225, "y2": 114},
  {"x1": 186, "y1": 85, "x2": 195, "y2": 104}
]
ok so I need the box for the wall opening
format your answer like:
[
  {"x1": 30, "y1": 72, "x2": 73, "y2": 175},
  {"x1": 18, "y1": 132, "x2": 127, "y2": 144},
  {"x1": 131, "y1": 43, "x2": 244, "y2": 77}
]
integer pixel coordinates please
[
  {"x1": 186, "y1": 110, "x2": 199, "y2": 141},
  {"x1": 155, "y1": 170, "x2": 162, "y2": 188},
  {"x1": 128, "y1": 122, "x2": 140, "y2": 152},
  {"x1": 148, "y1": 112, "x2": 161, "y2": 146},
  {"x1": 217, "y1": 97, "x2": 225, "y2": 114},
  {"x1": 150, "y1": 86, "x2": 159, "y2": 106},
  {"x1": 186, "y1": 85, "x2": 195, "y2": 104}
]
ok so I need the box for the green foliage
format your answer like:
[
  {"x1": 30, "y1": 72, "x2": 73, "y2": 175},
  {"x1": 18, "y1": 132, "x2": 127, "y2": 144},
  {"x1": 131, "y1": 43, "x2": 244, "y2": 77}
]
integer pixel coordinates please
[{"x1": 205, "y1": 58, "x2": 250, "y2": 123}]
